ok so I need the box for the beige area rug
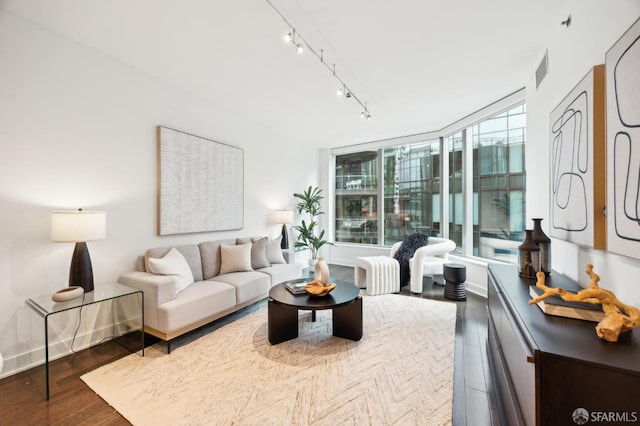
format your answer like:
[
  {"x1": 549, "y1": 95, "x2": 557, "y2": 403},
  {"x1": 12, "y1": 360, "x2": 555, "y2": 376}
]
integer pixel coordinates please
[{"x1": 82, "y1": 294, "x2": 457, "y2": 426}]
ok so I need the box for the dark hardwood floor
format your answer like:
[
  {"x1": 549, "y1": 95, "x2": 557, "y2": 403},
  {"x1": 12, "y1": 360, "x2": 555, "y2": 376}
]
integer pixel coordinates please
[{"x1": 0, "y1": 264, "x2": 499, "y2": 425}]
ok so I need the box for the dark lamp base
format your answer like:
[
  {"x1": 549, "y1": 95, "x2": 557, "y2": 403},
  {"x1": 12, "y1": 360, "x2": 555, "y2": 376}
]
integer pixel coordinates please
[
  {"x1": 69, "y1": 241, "x2": 95, "y2": 292},
  {"x1": 280, "y1": 225, "x2": 289, "y2": 250}
]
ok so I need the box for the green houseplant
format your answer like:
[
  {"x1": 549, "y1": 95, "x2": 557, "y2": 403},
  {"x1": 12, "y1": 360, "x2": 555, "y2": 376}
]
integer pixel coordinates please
[{"x1": 293, "y1": 186, "x2": 333, "y2": 264}]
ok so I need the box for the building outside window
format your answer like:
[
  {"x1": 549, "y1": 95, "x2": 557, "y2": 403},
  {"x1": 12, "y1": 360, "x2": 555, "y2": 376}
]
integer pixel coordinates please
[
  {"x1": 382, "y1": 141, "x2": 440, "y2": 245},
  {"x1": 472, "y1": 104, "x2": 526, "y2": 261},
  {"x1": 333, "y1": 102, "x2": 526, "y2": 263},
  {"x1": 335, "y1": 152, "x2": 378, "y2": 244},
  {"x1": 447, "y1": 132, "x2": 464, "y2": 252}
]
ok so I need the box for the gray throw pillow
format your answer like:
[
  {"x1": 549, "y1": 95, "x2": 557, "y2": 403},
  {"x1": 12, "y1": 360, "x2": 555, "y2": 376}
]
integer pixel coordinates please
[
  {"x1": 266, "y1": 236, "x2": 286, "y2": 264},
  {"x1": 219, "y1": 243, "x2": 253, "y2": 274},
  {"x1": 251, "y1": 237, "x2": 271, "y2": 269}
]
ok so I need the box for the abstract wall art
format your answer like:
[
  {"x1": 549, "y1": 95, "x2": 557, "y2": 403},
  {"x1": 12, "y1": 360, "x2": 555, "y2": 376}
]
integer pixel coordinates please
[
  {"x1": 158, "y1": 126, "x2": 244, "y2": 235},
  {"x1": 606, "y1": 17, "x2": 640, "y2": 260},
  {"x1": 549, "y1": 65, "x2": 606, "y2": 249}
]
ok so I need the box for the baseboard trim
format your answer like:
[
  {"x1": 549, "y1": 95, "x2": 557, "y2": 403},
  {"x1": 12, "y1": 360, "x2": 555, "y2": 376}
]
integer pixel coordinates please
[{"x1": 0, "y1": 318, "x2": 139, "y2": 380}]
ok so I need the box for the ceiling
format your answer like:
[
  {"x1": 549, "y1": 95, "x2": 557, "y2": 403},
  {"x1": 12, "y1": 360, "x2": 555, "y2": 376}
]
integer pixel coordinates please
[{"x1": 1, "y1": 0, "x2": 568, "y2": 147}]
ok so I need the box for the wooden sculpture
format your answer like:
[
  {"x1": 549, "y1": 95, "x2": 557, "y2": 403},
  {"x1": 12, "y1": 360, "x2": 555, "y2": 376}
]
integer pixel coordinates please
[
  {"x1": 305, "y1": 279, "x2": 336, "y2": 296},
  {"x1": 528, "y1": 264, "x2": 640, "y2": 342}
]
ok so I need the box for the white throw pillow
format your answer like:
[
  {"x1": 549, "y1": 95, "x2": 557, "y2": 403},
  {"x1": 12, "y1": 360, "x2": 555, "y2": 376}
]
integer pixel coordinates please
[
  {"x1": 219, "y1": 243, "x2": 253, "y2": 274},
  {"x1": 148, "y1": 247, "x2": 195, "y2": 294},
  {"x1": 266, "y1": 236, "x2": 286, "y2": 264}
]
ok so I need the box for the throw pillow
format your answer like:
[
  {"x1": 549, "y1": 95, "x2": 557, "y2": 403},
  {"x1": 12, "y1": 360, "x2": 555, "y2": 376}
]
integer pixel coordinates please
[
  {"x1": 393, "y1": 233, "x2": 430, "y2": 287},
  {"x1": 266, "y1": 236, "x2": 286, "y2": 264},
  {"x1": 219, "y1": 243, "x2": 253, "y2": 274},
  {"x1": 147, "y1": 247, "x2": 195, "y2": 294},
  {"x1": 251, "y1": 237, "x2": 271, "y2": 269}
]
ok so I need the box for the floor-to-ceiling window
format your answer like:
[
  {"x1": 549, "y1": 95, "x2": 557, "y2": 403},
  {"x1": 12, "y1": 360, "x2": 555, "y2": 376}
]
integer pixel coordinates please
[
  {"x1": 332, "y1": 98, "x2": 526, "y2": 263},
  {"x1": 447, "y1": 131, "x2": 464, "y2": 252},
  {"x1": 335, "y1": 152, "x2": 378, "y2": 244},
  {"x1": 472, "y1": 104, "x2": 526, "y2": 261},
  {"x1": 382, "y1": 141, "x2": 441, "y2": 245}
]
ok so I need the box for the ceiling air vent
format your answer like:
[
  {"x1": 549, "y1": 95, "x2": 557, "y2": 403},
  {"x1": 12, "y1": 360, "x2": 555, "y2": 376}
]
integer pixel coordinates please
[{"x1": 536, "y1": 51, "x2": 548, "y2": 89}]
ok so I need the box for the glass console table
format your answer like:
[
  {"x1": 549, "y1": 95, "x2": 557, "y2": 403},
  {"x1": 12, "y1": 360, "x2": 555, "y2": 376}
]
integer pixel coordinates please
[{"x1": 25, "y1": 282, "x2": 144, "y2": 400}]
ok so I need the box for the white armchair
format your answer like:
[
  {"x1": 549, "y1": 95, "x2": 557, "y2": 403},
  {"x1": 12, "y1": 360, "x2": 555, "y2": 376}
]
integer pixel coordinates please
[{"x1": 390, "y1": 237, "x2": 456, "y2": 293}]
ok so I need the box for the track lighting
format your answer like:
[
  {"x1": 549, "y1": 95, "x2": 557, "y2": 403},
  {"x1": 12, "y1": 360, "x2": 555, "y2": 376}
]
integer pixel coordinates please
[
  {"x1": 266, "y1": 0, "x2": 372, "y2": 120},
  {"x1": 361, "y1": 102, "x2": 372, "y2": 120},
  {"x1": 337, "y1": 85, "x2": 352, "y2": 98},
  {"x1": 284, "y1": 29, "x2": 304, "y2": 54}
]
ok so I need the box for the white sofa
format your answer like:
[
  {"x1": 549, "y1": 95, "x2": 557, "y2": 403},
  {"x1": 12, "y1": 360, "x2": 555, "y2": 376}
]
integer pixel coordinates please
[{"x1": 118, "y1": 236, "x2": 302, "y2": 351}]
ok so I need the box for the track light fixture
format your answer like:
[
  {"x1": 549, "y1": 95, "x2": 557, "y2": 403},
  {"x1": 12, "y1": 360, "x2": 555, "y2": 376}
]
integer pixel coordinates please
[
  {"x1": 265, "y1": 0, "x2": 371, "y2": 120},
  {"x1": 361, "y1": 102, "x2": 372, "y2": 120},
  {"x1": 337, "y1": 84, "x2": 351, "y2": 98},
  {"x1": 284, "y1": 29, "x2": 304, "y2": 54}
]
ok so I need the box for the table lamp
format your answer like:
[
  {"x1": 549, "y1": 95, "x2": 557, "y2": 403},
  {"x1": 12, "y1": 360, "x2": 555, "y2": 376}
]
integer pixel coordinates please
[
  {"x1": 273, "y1": 210, "x2": 293, "y2": 249},
  {"x1": 51, "y1": 209, "x2": 106, "y2": 292}
]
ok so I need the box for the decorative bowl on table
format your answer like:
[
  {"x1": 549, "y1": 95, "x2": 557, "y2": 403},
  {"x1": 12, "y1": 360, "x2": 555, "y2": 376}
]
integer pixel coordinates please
[{"x1": 305, "y1": 279, "x2": 336, "y2": 297}]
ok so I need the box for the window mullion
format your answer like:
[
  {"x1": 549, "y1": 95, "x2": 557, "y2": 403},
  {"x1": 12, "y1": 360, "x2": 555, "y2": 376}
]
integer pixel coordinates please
[
  {"x1": 377, "y1": 149, "x2": 384, "y2": 244},
  {"x1": 463, "y1": 128, "x2": 474, "y2": 257},
  {"x1": 440, "y1": 136, "x2": 449, "y2": 239}
]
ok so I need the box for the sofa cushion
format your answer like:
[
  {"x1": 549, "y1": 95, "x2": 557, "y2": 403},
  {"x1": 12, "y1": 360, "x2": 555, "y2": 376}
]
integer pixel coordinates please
[
  {"x1": 156, "y1": 280, "x2": 236, "y2": 334},
  {"x1": 145, "y1": 244, "x2": 203, "y2": 282},
  {"x1": 147, "y1": 247, "x2": 195, "y2": 293},
  {"x1": 266, "y1": 236, "x2": 286, "y2": 264},
  {"x1": 199, "y1": 239, "x2": 236, "y2": 280},
  {"x1": 209, "y1": 271, "x2": 270, "y2": 304},
  {"x1": 257, "y1": 263, "x2": 304, "y2": 286},
  {"x1": 219, "y1": 243, "x2": 253, "y2": 274},
  {"x1": 251, "y1": 237, "x2": 270, "y2": 269}
]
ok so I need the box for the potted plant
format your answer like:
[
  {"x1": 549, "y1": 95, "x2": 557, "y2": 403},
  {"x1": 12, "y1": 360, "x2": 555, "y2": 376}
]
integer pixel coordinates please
[{"x1": 293, "y1": 186, "x2": 333, "y2": 266}]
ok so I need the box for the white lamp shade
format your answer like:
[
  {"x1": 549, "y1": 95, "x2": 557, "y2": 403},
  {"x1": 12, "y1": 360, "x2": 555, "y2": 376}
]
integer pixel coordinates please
[
  {"x1": 273, "y1": 210, "x2": 294, "y2": 225},
  {"x1": 51, "y1": 211, "x2": 106, "y2": 242}
]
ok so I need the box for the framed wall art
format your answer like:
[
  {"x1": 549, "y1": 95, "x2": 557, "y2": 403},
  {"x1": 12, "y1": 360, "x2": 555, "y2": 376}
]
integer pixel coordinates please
[
  {"x1": 606, "y1": 17, "x2": 640, "y2": 260},
  {"x1": 158, "y1": 126, "x2": 244, "y2": 235},
  {"x1": 549, "y1": 65, "x2": 606, "y2": 249}
]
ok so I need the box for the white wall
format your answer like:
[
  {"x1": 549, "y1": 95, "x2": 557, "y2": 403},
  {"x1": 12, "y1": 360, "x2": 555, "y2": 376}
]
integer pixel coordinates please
[
  {"x1": 526, "y1": 0, "x2": 640, "y2": 306},
  {"x1": 0, "y1": 12, "x2": 318, "y2": 377}
]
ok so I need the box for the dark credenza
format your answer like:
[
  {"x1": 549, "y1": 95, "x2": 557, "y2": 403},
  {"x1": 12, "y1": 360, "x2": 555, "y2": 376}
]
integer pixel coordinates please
[{"x1": 487, "y1": 263, "x2": 640, "y2": 426}]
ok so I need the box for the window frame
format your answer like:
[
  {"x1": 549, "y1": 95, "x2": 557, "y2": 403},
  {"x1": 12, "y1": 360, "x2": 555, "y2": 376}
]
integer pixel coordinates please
[{"x1": 330, "y1": 89, "x2": 526, "y2": 262}]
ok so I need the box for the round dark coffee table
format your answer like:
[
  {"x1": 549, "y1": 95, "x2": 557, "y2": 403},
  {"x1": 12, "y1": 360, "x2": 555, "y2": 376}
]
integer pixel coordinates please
[{"x1": 268, "y1": 279, "x2": 362, "y2": 344}]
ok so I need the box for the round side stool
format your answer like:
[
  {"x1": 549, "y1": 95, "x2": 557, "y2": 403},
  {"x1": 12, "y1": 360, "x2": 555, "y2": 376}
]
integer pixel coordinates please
[{"x1": 443, "y1": 263, "x2": 467, "y2": 301}]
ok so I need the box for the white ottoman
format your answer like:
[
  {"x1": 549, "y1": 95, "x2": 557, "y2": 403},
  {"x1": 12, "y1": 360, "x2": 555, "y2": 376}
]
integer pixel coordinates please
[{"x1": 354, "y1": 256, "x2": 400, "y2": 296}]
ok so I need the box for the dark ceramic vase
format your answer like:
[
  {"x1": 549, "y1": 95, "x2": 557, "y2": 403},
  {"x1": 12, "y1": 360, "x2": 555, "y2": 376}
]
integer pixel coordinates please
[
  {"x1": 518, "y1": 229, "x2": 540, "y2": 279},
  {"x1": 531, "y1": 218, "x2": 551, "y2": 275}
]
